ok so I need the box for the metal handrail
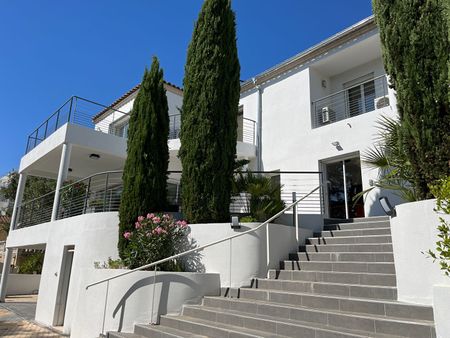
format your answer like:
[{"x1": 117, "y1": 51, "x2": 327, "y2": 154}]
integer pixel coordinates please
[
  {"x1": 85, "y1": 184, "x2": 320, "y2": 290},
  {"x1": 311, "y1": 74, "x2": 387, "y2": 103}
]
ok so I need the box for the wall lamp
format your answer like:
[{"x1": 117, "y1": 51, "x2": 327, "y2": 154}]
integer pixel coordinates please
[
  {"x1": 231, "y1": 216, "x2": 240, "y2": 229},
  {"x1": 89, "y1": 153, "x2": 101, "y2": 160},
  {"x1": 331, "y1": 141, "x2": 343, "y2": 151}
]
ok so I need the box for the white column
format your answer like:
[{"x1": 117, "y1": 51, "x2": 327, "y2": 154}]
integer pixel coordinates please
[
  {"x1": 0, "y1": 172, "x2": 27, "y2": 302},
  {"x1": 252, "y1": 78, "x2": 263, "y2": 171},
  {"x1": 51, "y1": 143, "x2": 72, "y2": 221}
]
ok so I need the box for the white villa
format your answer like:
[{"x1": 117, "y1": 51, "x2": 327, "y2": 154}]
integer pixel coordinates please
[{"x1": 1, "y1": 15, "x2": 448, "y2": 338}]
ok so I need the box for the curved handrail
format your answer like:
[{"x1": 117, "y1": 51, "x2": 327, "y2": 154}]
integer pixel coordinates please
[{"x1": 86, "y1": 184, "x2": 321, "y2": 290}]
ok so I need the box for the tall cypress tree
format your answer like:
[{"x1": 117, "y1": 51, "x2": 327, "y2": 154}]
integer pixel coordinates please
[
  {"x1": 373, "y1": 0, "x2": 450, "y2": 199},
  {"x1": 179, "y1": 0, "x2": 240, "y2": 223},
  {"x1": 118, "y1": 57, "x2": 170, "y2": 258}
]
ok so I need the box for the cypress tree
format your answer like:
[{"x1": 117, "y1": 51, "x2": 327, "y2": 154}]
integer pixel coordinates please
[
  {"x1": 179, "y1": 0, "x2": 240, "y2": 223},
  {"x1": 373, "y1": 0, "x2": 450, "y2": 199},
  {"x1": 118, "y1": 57, "x2": 170, "y2": 258}
]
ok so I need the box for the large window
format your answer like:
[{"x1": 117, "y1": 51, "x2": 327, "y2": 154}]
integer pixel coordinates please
[{"x1": 344, "y1": 74, "x2": 376, "y2": 117}]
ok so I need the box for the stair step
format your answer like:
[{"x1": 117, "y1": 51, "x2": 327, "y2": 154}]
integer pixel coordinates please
[
  {"x1": 289, "y1": 252, "x2": 394, "y2": 262},
  {"x1": 323, "y1": 220, "x2": 391, "y2": 231},
  {"x1": 281, "y1": 261, "x2": 396, "y2": 274},
  {"x1": 268, "y1": 270, "x2": 396, "y2": 286},
  {"x1": 201, "y1": 298, "x2": 435, "y2": 338},
  {"x1": 159, "y1": 315, "x2": 278, "y2": 337},
  {"x1": 324, "y1": 216, "x2": 390, "y2": 224},
  {"x1": 238, "y1": 289, "x2": 434, "y2": 322},
  {"x1": 307, "y1": 235, "x2": 392, "y2": 245},
  {"x1": 318, "y1": 227, "x2": 391, "y2": 238},
  {"x1": 180, "y1": 306, "x2": 376, "y2": 338},
  {"x1": 301, "y1": 243, "x2": 393, "y2": 253},
  {"x1": 134, "y1": 323, "x2": 207, "y2": 338},
  {"x1": 253, "y1": 279, "x2": 397, "y2": 300},
  {"x1": 107, "y1": 333, "x2": 145, "y2": 338}
]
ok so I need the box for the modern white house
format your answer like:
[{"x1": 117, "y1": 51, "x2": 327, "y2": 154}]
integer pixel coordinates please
[{"x1": 0, "y1": 15, "x2": 448, "y2": 338}]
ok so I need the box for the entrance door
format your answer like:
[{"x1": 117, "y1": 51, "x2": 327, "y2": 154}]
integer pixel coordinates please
[
  {"x1": 325, "y1": 157, "x2": 364, "y2": 219},
  {"x1": 53, "y1": 245, "x2": 74, "y2": 326}
]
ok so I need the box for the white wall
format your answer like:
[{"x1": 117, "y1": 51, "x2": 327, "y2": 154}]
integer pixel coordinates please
[
  {"x1": 2, "y1": 274, "x2": 41, "y2": 295},
  {"x1": 188, "y1": 222, "x2": 312, "y2": 288},
  {"x1": 390, "y1": 199, "x2": 450, "y2": 306},
  {"x1": 6, "y1": 212, "x2": 120, "y2": 334},
  {"x1": 71, "y1": 269, "x2": 219, "y2": 338}
]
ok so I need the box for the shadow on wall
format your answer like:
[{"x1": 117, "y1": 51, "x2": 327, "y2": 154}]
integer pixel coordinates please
[
  {"x1": 112, "y1": 273, "x2": 207, "y2": 331},
  {"x1": 180, "y1": 237, "x2": 205, "y2": 273}
]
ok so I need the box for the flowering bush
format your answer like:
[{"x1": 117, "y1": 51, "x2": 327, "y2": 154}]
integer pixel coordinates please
[{"x1": 122, "y1": 213, "x2": 189, "y2": 271}]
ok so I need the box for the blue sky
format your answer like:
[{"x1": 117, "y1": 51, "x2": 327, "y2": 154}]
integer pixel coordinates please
[{"x1": 0, "y1": 0, "x2": 372, "y2": 175}]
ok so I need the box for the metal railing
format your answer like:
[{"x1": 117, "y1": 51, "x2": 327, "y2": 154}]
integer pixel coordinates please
[
  {"x1": 25, "y1": 96, "x2": 129, "y2": 154},
  {"x1": 14, "y1": 171, "x2": 322, "y2": 229},
  {"x1": 85, "y1": 184, "x2": 321, "y2": 335},
  {"x1": 311, "y1": 75, "x2": 389, "y2": 128}
]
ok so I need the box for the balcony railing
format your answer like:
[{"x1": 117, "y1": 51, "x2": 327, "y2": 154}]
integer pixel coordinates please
[
  {"x1": 311, "y1": 75, "x2": 389, "y2": 129},
  {"x1": 25, "y1": 96, "x2": 129, "y2": 154},
  {"x1": 14, "y1": 170, "x2": 323, "y2": 229},
  {"x1": 26, "y1": 96, "x2": 258, "y2": 154}
]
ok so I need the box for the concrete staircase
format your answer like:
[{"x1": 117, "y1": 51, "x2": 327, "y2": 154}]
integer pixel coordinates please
[{"x1": 108, "y1": 216, "x2": 436, "y2": 338}]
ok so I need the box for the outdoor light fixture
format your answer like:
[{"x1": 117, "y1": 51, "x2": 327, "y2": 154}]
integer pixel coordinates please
[
  {"x1": 68, "y1": 168, "x2": 73, "y2": 172},
  {"x1": 231, "y1": 216, "x2": 240, "y2": 229},
  {"x1": 331, "y1": 141, "x2": 343, "y2": 151},
  {"x1": 89, "y1": 153, "x2": 100, "y2": 160},
  {"x1": 379, "y1": 196, "x2": 396, "y2": 217}
]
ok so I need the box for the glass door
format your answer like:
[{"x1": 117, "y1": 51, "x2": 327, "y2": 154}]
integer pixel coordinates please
[{"x1": 325, "y1": 157, "x2": 364, "y2": 219}]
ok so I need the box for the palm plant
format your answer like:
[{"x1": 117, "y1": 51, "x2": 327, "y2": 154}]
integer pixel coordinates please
[{"x1": 355, "y1": 115, "x2": 420, "y2": 203}]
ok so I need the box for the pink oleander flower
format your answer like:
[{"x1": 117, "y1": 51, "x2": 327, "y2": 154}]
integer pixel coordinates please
[
  {"x1": 152, "y1": 216, "x2": 161, "y2": 224},
  {"x1": 147, "y1": 213, "x2": 155, "y2": 219},
  {"x1": 163, "y1": 214, "x2": 171, "y2": 220},
  {"x1": 137, "y1": 216, "x2": 145, "y2": 222},
  {"x1": 176, "y1": 220, "x2": 188, "y2": 228},
  {"x1": 135, "y1": 221, "x2": 142, "y2": 229},
  {"x1": 123, "y1": 231, "x2": 132, "y2": 239}
]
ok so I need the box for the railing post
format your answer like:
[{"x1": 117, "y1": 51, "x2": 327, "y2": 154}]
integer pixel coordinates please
[
  {"x1": 151, "y1": 265, "x2": 158, "y2": 324},
  {"x1": 55, "y1": 110, "x2": 60, "y2": 132},
  {"x1": 83, "y1": 178, "x2": 92, "y2": 214},
  {"x1": 67, "y1": 96, "x2": 74, "y2": 123},
  {"x1": 292, "y1": 192, "x2": 299, "y2": 245},
  {"x1": 103, "y1": 173, "x2": 109, "y2": 212},
  {"x1": 101, "y1": 280, "x2": 109, "y2": 336},
  {"x1": 229, "y1": 238, "x2": 232, "y2": 298}
]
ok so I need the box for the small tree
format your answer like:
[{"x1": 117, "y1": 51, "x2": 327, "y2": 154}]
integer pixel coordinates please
[
  {"x1": 373, "y1": 0, "x2": 450, "y2": 199},
  {"x1": 180, "y1": 0, "x2": 240, "y2": 223},
  {"x1": 118, "y1": 57, "x2": 170, "y2": 258}
]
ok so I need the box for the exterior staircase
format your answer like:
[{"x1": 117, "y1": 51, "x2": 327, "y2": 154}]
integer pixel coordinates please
[{"x1": 108, "y1": 216, "x2": 436, "y2": 338}]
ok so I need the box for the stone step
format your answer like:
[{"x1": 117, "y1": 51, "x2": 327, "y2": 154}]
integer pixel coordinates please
[
  {"x1": 252, "y1": 278, "x2": 397, "y2": 300},
  {"x1": 301, "y1": 243, "x2": 393, "y2": 253},
  {"x1": 289, "y1": 252, "x2": 395, "y2": 263},
  {"x1": 268, "y1": 270, "x2": 397, "y2": 286},
  {"x1": 238, "y1": 289, "x2": 434, "y2": 322},
  {"x1": 281, "y1": 261, "x2": 396, "y2": 274},
  {"x1": 307, "y1": 235, "x2": 392, "y2": 245},
  {"x1": 134, "y1": 323, "x2": 207, "y2": 338},
  {"x1": 318, "y1": 227, "x2": 391, "y2": 238},
  {"x1": 159, "y1": 315, "x2": 279, "y2": 337},
  {"x1": 180, "y1": 306, "x2": 377, "y2": 338},
  {"x1": 324, "y1": 216, "x2": 390, "y2": 225},
  {"x1": 107, "y1": 333, "x2": 145, "y2": 338},
  {"x1": 324, "y1": 221, "x2": 391, "y2": 231},
  {"x1": 202, "y1": 297, "x2": 436, "y2": 338}
]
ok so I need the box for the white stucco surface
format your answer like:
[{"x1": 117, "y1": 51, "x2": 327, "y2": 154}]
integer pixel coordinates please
[
  {"x1": 390, "y1": 199, "x2": 450, "y2": 305},
  {"x1": 432, "y1": 285, "x2": 450, "y2": 338},
  {"x1": 0, "y1": 274, "x2": 41, "y2": 295},
  {"x1": 6, "y1": 212, "x2": 120, "y2": 334},
  {"x1": 188, "y1": 222, "x2": 312, "y2": 288},
  {"x1": 71, "y1": 269, "x2": 219, "y2": 338}
]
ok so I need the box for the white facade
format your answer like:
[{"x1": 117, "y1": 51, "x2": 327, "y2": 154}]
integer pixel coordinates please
[{"x1": 0, "y1": 16, "x2": 411, "y2": 336}]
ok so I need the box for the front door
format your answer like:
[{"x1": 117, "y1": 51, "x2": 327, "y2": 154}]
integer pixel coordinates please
[
  {"x1": 53, "y1": 245, "x2": 74, "y2": 326},
  {"x1": 324, "y1": 157, "x2": 364, "y2": 219}
]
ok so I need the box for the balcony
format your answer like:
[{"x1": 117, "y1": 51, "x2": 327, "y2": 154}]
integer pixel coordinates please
[{"x1": 311, "y1": 75, "x2": 389, "y2": 129}]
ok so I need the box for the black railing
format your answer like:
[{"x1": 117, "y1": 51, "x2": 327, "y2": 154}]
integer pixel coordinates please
[
  {"x1": 14, "y1": 170, "x2": 323, "y2": 229},
  {"x1": 25, "y1": 96, "x2": 129, "y2": 154}
]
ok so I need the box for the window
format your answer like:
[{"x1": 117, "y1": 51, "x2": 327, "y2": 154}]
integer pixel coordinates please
[
  {"x1": 344, "y1": 73, "x2": 375, "y2": 117},
  {"x1": 115, "y1": 122, "x2": 129, "y2": 138}
]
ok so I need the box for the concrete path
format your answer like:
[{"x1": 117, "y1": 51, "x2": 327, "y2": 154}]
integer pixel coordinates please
[{"x1": 0, "y1": 295, "x2": 64, "y2": 337}]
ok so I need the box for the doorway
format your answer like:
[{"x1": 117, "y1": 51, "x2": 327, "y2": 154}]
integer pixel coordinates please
[
  {"x1": 323, "y1": 156, "x2": 364, "y2": 219},
  {"x1": 53, "y1": 245, "x2": 74, "y2": 326}
]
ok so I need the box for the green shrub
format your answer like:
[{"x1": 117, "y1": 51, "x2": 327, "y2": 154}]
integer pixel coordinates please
[
  {"x1": 121, "y1": 213, "x2": 189, "y2": 271},
  {"x1": 427, "y1": 176, "x2": 450, "y2": 276},
  {"x1": 17, "y1": 251, "x2": 44, "y2": 274},
  {"x1": 239, "y1": 215, "x2": 258, "y2": 223}
]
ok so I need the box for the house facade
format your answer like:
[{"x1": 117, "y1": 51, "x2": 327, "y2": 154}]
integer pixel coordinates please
[{"x1": 0, "y1": 16, "x2": 404, "y2": 335}]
